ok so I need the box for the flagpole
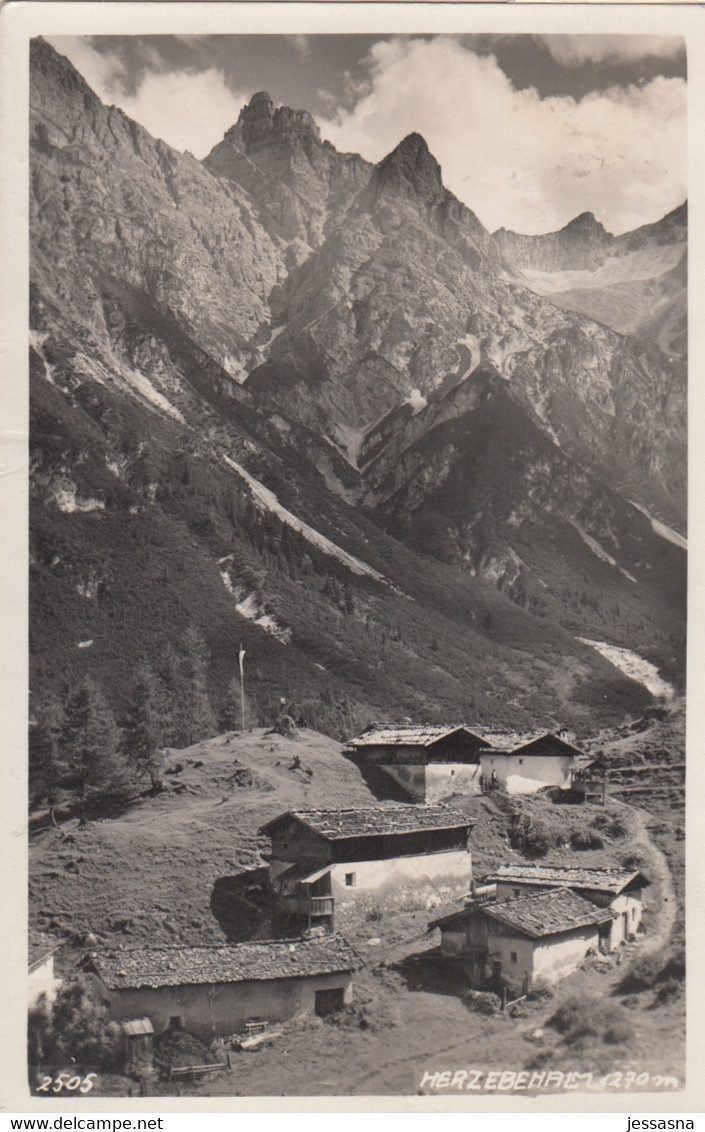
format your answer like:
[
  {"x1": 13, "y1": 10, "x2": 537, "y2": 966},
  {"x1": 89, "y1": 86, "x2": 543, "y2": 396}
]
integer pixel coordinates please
[{"x1": 239, "y1": 643, "x2": 246, "y2": 731}]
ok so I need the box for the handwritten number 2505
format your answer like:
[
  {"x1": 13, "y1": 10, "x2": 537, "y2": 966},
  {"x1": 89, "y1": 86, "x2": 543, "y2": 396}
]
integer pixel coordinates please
[{"x1": 37, "y1": 1072, "x2": 97, "y2": 1094}]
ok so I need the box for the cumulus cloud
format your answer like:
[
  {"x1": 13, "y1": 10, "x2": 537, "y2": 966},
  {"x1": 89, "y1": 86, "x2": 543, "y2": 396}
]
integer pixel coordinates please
[
  {"x1": 114, "y1": 70, "x2": 247, "y2": 155},
  {"x1": 46, "y1": 35, "x2": 128, "y2": 95},
  {"x1": 537, "y1": 34, "x2": 685, "y2": 68},
  {"x1": 317, "y1": 37, "x2": 686, "y2": 233},
  {"x1": 46, "y1": 36, "x2": 247, "y2": 156}
]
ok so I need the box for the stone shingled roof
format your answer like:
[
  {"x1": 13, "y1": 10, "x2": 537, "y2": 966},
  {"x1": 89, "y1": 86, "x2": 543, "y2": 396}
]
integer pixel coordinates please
[
  {"x1": 486, "y1": 888, "x2": 615, "y2": 938},
  {"x1": 469, "y1": 729, "x2": 547, "y2": 751},
  {"x1": 86, "y1": 935, "x2": 360, "y2": 990},
  {"x1": 260, "y1": 804, "x2": 471, "y2": 840},
  {"x1": 347, "y1": 725, "x2": 484, "y2": 749},
  {"x1": 475, "y1": 730, "x2": 583, "y2": 754},
  {"x1": 484, "y1": 864, "x2": 648, "y2": 895},
  {"x1": 430, "y1": 888, "x2": 614, "y2": 939},
  {"x1": 346, "y1": 726, "x2": 583, "y2": 757}
]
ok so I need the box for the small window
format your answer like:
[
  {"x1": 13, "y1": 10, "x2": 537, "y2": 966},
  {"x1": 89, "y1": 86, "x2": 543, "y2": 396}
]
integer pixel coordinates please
[
  {"x1": 518, "y1": 758, "x2": 524, "y2": 766},
  {"x1": 490, "y1": 759, "x2": 494, "y2": 766},
  {"x1": 632, "y1": 907, "x2": 637, "y2": 920},
  {"x1": 510, "y1": 951, "x2": 518, "y2": 964},
  {"x1": 169, "y1": 1016, "x2": 183, "y2": 1031},
  {"x1": 513, "y1": 889, "x2": 521, "y2": 899},
  {"x1": 345, "y1": 872, "x2": 356, "y2": 887},
  {"x1": 450, "y1": 769, "x2": 455, "y2": 776}
]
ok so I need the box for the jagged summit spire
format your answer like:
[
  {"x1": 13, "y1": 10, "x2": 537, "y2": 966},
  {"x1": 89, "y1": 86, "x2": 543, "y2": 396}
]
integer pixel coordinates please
[
  {"x1": 564, "y1": 211, "x2": 607, "y2": 234},
  {"x1": 237, "y1": 91, "x2": 276, "y2": 125},
  {"x1": 368, "y1": 131, "x2": 444, "y2": 208},
  {"x1": 396, "y1": 132, "x2": 431, "y2": 154},
  {"x1": 222, "y1": 90, "x2": 321, "y2": 151},
  {"x1": 247, "y1": 91, "x2": 275, "y2": 109}
]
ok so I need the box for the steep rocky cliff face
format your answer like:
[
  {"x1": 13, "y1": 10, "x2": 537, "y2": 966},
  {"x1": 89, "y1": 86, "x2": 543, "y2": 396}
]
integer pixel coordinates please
[
  {"x1": 28, "y1": 39, "x2": 686, "y2": 732},
  {"x1": 495, "y1": 205, "x2": 687, "y2": 354},
  {"x1": 205, "y1": 91, "x2": 371, "y2": 248}
]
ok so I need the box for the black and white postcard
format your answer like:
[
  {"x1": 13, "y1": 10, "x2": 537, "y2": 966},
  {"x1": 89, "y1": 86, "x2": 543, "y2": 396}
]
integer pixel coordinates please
[{"x1": 2, "y1": 0, "x2": 703, "y2": 1115}]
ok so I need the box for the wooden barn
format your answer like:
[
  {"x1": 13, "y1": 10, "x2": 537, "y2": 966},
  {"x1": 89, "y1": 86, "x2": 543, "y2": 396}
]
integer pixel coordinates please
[
  {"x1": 478, "y1": 731, "x2": 585, "y2": 794},
  {"x1": 483, "y1": 864, "x2": 649, "y2": 949},
  {"x1": 260, "y1": 804, "x2": 473, "y2": 932},
  {"x1": 345, "y1": 726, "x2": 491, "y2": 801},
  {"x1": 429, "y1": 887, "x2": 615, "y2": 994},
  {"x1": 80, "y1": 935, "x2": 359, "y2": 1038},
  {"x1": 571, "y1": 756, "x2": 611, "y2": 803}
]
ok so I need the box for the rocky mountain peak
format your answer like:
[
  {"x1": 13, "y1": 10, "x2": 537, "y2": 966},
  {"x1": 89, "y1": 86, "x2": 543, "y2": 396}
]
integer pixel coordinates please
[
  {"x1": 224, "y1": 90, "x2": 321, "y2": 154},
  {"x1": 367, "y1": 131, "x2": 444, "y2": 208},
  {"x1": 206, "y1": 90, "x2": 370, "y2": 246},
  {"x1": 562, "y1": 211, "x2": 611, "y2": 243}
]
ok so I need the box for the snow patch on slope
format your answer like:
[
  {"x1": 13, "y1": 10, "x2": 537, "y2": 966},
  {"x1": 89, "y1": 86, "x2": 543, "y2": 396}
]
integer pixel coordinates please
[
  {"x1": 30, "y1": 330, "x2": 56, "y2": 385},
  {"x1": 630, "y1": 501, "x2": 687, "y2": 550},
  {"x1": 222, "y1": 354, "x2": 249, "y2": 384},
  {"x1": 219, "y1": 562, "x2": 292, "y2": 644},
  {"x1": 457, "y1": 334, "x2": 481, "y2": 380},
  {"x1": 49, "y1": 478, "x2": 105, "y2": 514},
  {"x1": 404, "y1": 389, "x2": 427, "y2": 414},
  {"x1": 520, "y1": 243, "x2": 684, "y2": 296},
  {"x1": 223, "y1": 456, "x2": 387, "y2": 583},
  {"x1": 329, "y1": 423, "x2": 366, "y2": 467},
  {"x1": 578, "y1": 638, "x2": 674, "y2": 700},
  {"x1": 569, "y1": 520, "x2": 637, "y2": 583},
  {"x1": 73, "y1": 352, "x2": 185, "y2": 422}
]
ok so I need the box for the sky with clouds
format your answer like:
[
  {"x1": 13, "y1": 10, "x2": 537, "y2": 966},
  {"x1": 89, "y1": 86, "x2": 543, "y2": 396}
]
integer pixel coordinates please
[{"x1": 45, "y1": 33, "x2": 686, "y2": 235}]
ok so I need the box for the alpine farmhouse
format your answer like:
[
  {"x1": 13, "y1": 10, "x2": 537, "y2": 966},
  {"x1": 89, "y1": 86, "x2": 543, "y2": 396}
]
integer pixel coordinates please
[
  {"x1": 260, "y1": 804, "x2": 473, "y2": 932},
  {"x1": 483, "y1": 864, "x2": 649, "y2": 949},
  {"x1": 80, "y1": 935, "x2": 360, "y2": 1037},
  {"x1": 429, "y1": 887, "x2": 616, "y2": 994}
]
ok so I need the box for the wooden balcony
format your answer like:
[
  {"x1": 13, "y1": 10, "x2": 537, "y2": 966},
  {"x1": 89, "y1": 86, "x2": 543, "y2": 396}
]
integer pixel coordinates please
[{"x1": 277, "y1": 895, "x2": 334, "y2": 917}]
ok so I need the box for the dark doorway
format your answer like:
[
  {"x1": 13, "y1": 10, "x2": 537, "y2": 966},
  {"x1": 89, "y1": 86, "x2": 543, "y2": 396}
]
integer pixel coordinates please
[{"x1": 315, "y1": 986, "x2": 345, "y2": 1017}]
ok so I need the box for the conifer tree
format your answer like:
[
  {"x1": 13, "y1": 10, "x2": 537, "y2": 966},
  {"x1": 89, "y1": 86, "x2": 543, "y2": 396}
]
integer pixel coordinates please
[
  {"x1": 153, "y1": 644, "x2": 183, "y2": 747},
  {"x1": 174, "y1": 626, "x2": 217, "y2": 747},
  {"x1": 122, "y1": 662, "x2": 166, "y2": 792},
  {"x1": 59, "y1": 677, "x2": 129, "y2": 823},
  {"x1": 29, "y1": 692, "x2": 65, "y2": 819}
]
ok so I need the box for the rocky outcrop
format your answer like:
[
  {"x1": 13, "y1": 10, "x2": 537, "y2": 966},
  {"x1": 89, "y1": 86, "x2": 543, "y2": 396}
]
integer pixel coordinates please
[
  {"x1": 495, "y1": 211, "x2": 613, "y2": 273},
  {"x1": 495, "y1": 203, "x2": 688, "y2": 352},
  {"x1": 30, "y1": 39, "x2": 287, "y2": 387},
  {"x1": 205, "y1": 91, "x2": 371, "y2": 246}
]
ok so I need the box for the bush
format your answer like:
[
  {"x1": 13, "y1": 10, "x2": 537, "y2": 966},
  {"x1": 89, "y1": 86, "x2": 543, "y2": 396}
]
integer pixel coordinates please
[
  {"x1": 603, "y1": 1020, "x2": 634, "y2": 1044},
  {"x1": 622, "y1": 852, "x2": 648, "y2": 872},
  {"x1": 590, "y1": 814, "x2": 628, "y2": 839},
  {"x1": 653, "y1": 978, "x2": 683, "y2": 1006},
  {"x1": 28, "y1": 975, "x2": 123, "y2": 1073},
  {"x1": 617, "y1": 945, "x2": 684, "y2": 994},
  {"x1": 508, "y1": 813, "x2": 563, "y2": 859},
  {"x1": 527, "y1": 978, "x2": 555, "y2": 1002},
  {"x1": 547, "y1": 995, "x2": 634, "y2": 1047},
  {"x1": 569, "y1": 827, "x2": 605, "y2": 850},
  {"x1": 462, "y1": 990, "x2": 501, "y2": 1015}
]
